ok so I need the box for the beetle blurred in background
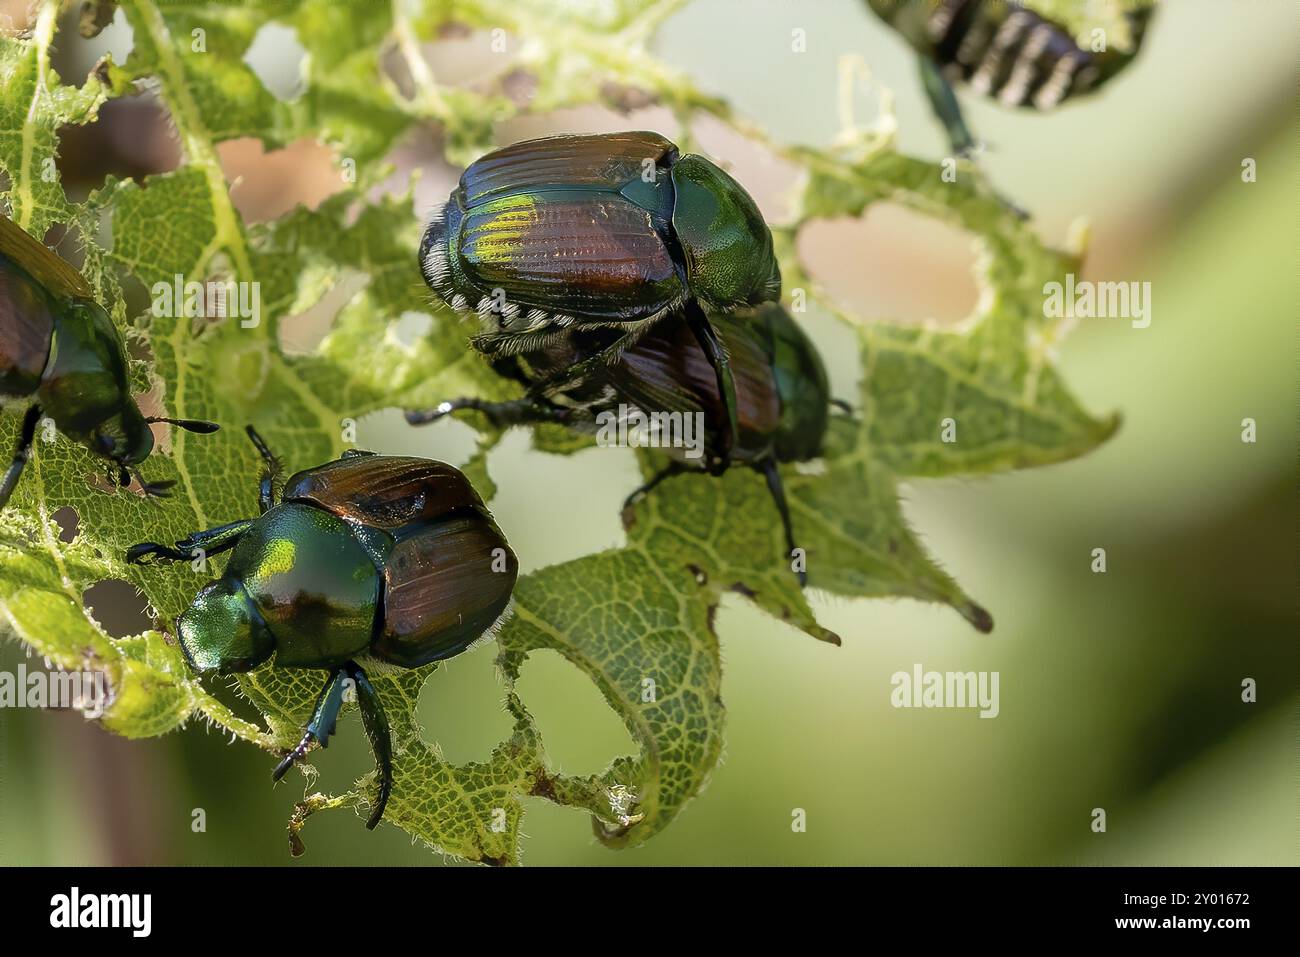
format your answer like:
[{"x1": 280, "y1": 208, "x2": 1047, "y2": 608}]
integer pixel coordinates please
[{"x1": 868, "y1": 0, "x2": 1155, "y2": 156}]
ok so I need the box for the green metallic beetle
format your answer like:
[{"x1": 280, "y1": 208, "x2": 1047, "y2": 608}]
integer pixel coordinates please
[
  {"x1": 868, "y1": 0, "x2": 1154, "y2": 157},
  {"x1": 408, "y1": 303, "x2": 835, "y2": 586},
  {"x1": 420, "y1": 131, "x2": 782, "y2": 469},
  {"x1": 0, "y1": 214, "x2": 217, "y2": 509},
  {"x1": 127, "y1": 427, "x2": 519, "y2": 828}
]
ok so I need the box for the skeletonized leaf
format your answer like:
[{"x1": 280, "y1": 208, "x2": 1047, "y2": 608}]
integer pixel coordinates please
[{"x1": 0, "y1": 0, "x2": 1116, "y2": 861}]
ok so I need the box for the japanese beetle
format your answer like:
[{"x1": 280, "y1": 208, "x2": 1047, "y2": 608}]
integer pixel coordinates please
[
  {"x1": 868, "y1": 0, "x2": 1153, "y2": 156},
  {"x1": 127, "y1": 427, "x2": 519, "y2": 829},
  {"x1": 420, "y1": 131, "x2": 783, "y2": 467},
  {"x1": 0, "y1": 214, "x2": 217, "y2": 509},
  {"x1": 407, "y1": 303, "x2": 835, "y2": 586}
]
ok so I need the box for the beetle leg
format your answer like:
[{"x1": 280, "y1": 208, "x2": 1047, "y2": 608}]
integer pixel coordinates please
[
  {"x1": 520, "y1": 337, "x2": 632, "y2": 398},
  {"x1": 0, "y1": 404, "x2": 42, "y2": 511},
  {"x1": 830, "y1": 397, "x2": 860, "y2": 425},
  {"x1": 244, "y1": 425, "x2": 281, "y2": 512},
  {"x1": 918, "y1": 58, "x2": 1029, "y2": 220},
  {"x1": 684, "y1": 302, "x2": 737, "y2": 475},
  {"x1": 126, "y1": 518, "x2": 253, "y2": 565},
  {"x1": 272, "y1": 667, "x2": 349, "y2": 783},
  {"x1": 406, "y1": 396, "x2": 571, "y2": 428},
  {"x1": 919, "y1": 56, "x2": 977, "y2": 159},
  {"x1": 758, "y1": 458, "x2": 805, "y2": 587},
  {"x1": 125, "y1": 542, "x2": 191, "y2": 563},
  {"x1": 344, "y1": 661, "x2": 392, "y2": 829},
  {"x1": 621, "y1": 462, "x2": 688, "y2": 514}
]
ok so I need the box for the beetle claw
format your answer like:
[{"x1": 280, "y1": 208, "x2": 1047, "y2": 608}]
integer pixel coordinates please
[
  {"x1": 707, "y1": 455, "x2": 730, "y2": 476},
  {"x1": 404, "y1": 402, "x2": 455, "y2": 426},
  {"x1": 272, "y1": 730, "x2": 316, "y2": 781},
  {"x1": 125, "y1": 539, "x2": 195, "y2": 563},
  {"x1": 126, "y1": 543, "x2": 160, "y2": 564}
]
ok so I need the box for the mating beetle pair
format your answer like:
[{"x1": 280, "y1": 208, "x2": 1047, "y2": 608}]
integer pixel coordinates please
[
  {"x1": 415, "y1": 132, "x2": 832, "y2": 582},
  {"x1": 0, "y1": 215, "x2": 217, "y2": 509},
  {"x1": 420, "y1": 130, "x2": 783, "y2": 466},
  {"x1": 408, "y1": 301, "x2": 832, "y2": 585}
]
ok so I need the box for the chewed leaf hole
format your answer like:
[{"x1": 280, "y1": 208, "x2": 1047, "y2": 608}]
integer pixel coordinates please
[
  {"x1": 798, "y1": 202, "x2": 981, "y2": 327},
  {"x1": 414, "y1": 641, "x2": 514, "y2": 764},
  {"x1": 50, "y1": 506, "x2": 79, "y2": 543},
  {"x1": 217, "y1": 137, "x2": 348, "y2": 224},
  {"x1": 383, "y1": 25, "x2": 521, "y2": 94},
  {"x1": 56, "y1": 97, "x2": 180, "y2": 200},
  {"x1": 278, "y1": 268, "x2": 370, "y2": 356},
  {"x1": 513, "y1": 649, "x2": 636, "y2": 777},
  {"x1": 243, "y1": 21, "x2": 306, "y2": 101},
  {"x1": 81, "y1": 579, "x2": 151, "y2": 639}
]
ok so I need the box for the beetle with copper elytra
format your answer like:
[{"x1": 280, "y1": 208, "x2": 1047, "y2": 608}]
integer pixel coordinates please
[
  {"x1": 0, "y1": 214, "x2": 217, "y2": 510},
  {"x1": 419, "y1": 131, "x2": 782, "y2": 470},
  {"x1": 408, "y1": 303, "x2": 838, "y2": 589},
  {"x1": 127, "y1": 427, "x2": 519, "y2": 828}
]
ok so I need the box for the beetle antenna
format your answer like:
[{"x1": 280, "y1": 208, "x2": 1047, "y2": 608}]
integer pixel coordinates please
[
  {"x1": 131, "y1": 467, "x2": 175, "y2": 498},
  {"x1": 244, "y1": 425, "x2": 279, "y2": 469},
  {"x1": 245, "y1": 425, "x2": 283, "y2": 510},
  {"x1": 145, "y1": 416, "x2": 220, "y2": 434}
]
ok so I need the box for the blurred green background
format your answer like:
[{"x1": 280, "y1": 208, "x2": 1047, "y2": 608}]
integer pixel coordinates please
[{"x1": 0, "y1": 0, "x2": 1295, "y2": 865}]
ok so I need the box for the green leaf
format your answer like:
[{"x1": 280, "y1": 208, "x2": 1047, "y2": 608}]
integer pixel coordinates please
[
  {"x1": 500, "y1": 547, "x2": 724, "y2": 845},
  {"x1": 0, "y1": 1, "x2": 124, "y2": 236},
  {"x1": 0, "y1": 0, "x2": 1115, "y2": 863}
]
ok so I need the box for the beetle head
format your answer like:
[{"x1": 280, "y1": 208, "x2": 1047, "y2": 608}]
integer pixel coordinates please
[
  {"x1": 91, "y1": 402, "x2": 155, "y2": 467},
  {"x1": 418, "y1": 202, "x2": 456, "y2": 302},
  {"x1": 177, "y1": 579, "x2": 274, "y2": 675},
  {"x1": 670, "y1": 154, "x2": 781, "y2": 310},
  {"x1": 49, "y1": 298, "x2": 156, "y2": 467}
]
